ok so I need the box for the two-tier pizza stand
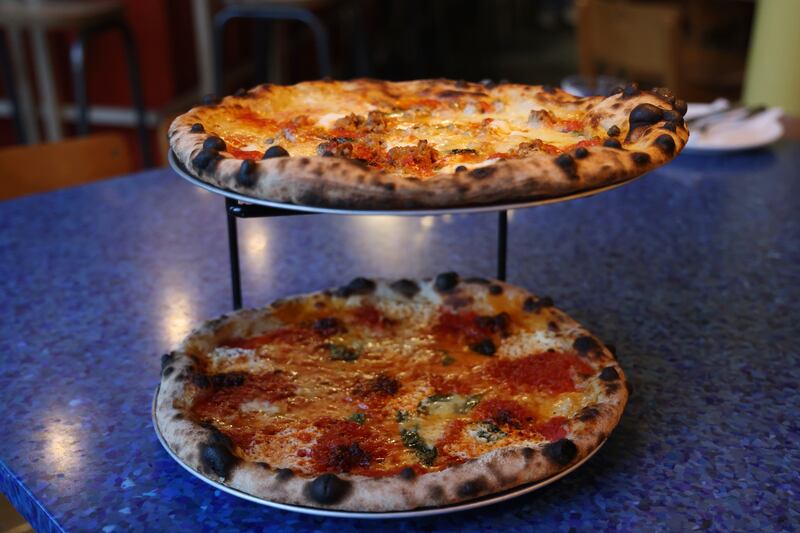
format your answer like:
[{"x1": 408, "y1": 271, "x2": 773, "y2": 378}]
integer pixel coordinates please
[
  {"x1": 168, "y1": 151, "x2": 644, "y2": 311},
  {"x1": 162, "y1": 151, "x2": 644, "y2": 518}
]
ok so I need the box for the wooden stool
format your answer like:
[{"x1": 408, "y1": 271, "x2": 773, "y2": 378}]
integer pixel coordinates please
[{"x1": 0, "y1": 0, "x2": 152, "y2": 166}]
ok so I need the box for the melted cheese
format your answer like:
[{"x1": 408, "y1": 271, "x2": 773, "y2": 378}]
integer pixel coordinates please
[
  {"x1": 188, "y1": 281, "x2": 613, "y2": 477},
  {"x1": 192, "y1": 80, "x2": 604, "y2": 176}
]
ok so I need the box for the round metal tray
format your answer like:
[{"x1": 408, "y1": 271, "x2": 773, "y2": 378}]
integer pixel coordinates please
[
  {"x1": 152, "y1": 387, "x2": 605, "y2": 519},
  {"x1": 168, "y1": 150, "x2": 644, "y2": 216}
]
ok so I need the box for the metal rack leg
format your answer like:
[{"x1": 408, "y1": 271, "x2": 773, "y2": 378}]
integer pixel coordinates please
[
  {"x1": 69, "y1": 33, "x2": 89, "y2": 135},
  {"x1": 226, "y1": 198, "x2": 243, "y2": 310},
  {"x1": 497, "y1": 210, "x2": 508, "y2": 281}
]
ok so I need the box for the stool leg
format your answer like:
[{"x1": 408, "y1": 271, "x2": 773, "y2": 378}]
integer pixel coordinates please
[
  {"x1": 350, "y1": 0, "x2": 370, "y2": 76},
  {"x1": 253, "y1": 20, "x2": 269, "y2": 83},
  {"x1": 299, "y1": 10, "x2": 332, "y2": 78},
  {"x1": 214, "y1": 6, "x2": 332, "y2": 88},
  {"x1": 69, "y1": 32, "x2": 90, "y2": 136},
  {"x1": 115, "y1": 22, "x2": 153, "y2": 167},
  {"x1": 213, "y1": 10, "x2": 236, "y2": 96},
  {"x1": 0, "y1": 34, "x2": 25, "y2": 143},
  {"x1": 6, "y1": 28, "x2": 40, "y2": 143}
]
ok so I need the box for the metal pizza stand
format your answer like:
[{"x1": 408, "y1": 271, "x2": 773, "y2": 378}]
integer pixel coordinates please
[
  {"x1": 167, "y1": 150, "x2": 646, "y2": 310},
  {"x1": 161, "y1": 150, "x2": 647, "y2": 518}
]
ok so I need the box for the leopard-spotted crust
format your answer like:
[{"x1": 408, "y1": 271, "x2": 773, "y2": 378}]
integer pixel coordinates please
[
  {"x1": 168, "y1": 79, "x2": 688, "y2": 209},
  {"x1": 155, "y1": 276, "x2": 628, "y2": 512}
]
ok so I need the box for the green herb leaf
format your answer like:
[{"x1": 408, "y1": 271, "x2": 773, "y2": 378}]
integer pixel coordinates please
[
  {"x1": 395, "y1": 410, "x2": 410, "y2": 422},
  {"x1": 328, "y1": 343, "x2": 359, "y2": 362},
  {"x1": 441, "y1": 354, "x2": 456, "y2": 366},
  {"x1": 473, "y1": 421, "x2": 507, "y2": 443},
  {"x1": 417, "y1": 394, "x2": 454, "y2": 415},
  {"x1": 348, "y1": 413, "x2": 366, "y2": 425},
  {"x1": 400, "y1": 428, "x2": 437, "y2": 466},
  {"x1": 459, "y1": 394, "x2": 482, "y2": 413}
]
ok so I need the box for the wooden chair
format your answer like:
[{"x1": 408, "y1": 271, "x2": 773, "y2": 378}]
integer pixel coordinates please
[
  {"x1": 0, "y1": 0, "x2": 152, "y2": 166},
  {"x1": 576, "y1": 0, "x2": 683, "y2": 92},
  {"x1": 0, "y1": 132, "x2": 134, "y2": 201}
]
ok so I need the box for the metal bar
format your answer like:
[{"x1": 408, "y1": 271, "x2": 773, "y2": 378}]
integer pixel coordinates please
[
  {"x1": 212, "y1": 9, "x2": 229, "y2": 96},
  {"x1": 30, "y1": 26, "x2": 63, "y2": 140},
  {"x1": 350, "y1": 0, "x2": 370, "y2": 76},
  {"x1": 253, "y1": 19, "x2": 269, "y2": 83},
  {"x1": 0, "y1": 33, "x2": 25, "y2": 143},
  {"x1": 213, "y1": 5, "x2": 333, "y2": 90},
  {"x1": 497, "y1": 210, "x2": 508, "y2": 281},
  {"x1": 0, "y1": 99, "x2": 161, "y2": 127},
  {"x1": 115, "y1": 21, "x2": 154, "y2": 167},
  {"x1": 226, "y1": 197, "x2": 243, "y2": 310},
  {"x1": 191, "y1": 0, "x2": 215, "y2": 95},
  {"x1": 7, "y1": 27, "x2": 40, "y2": 143},
  {"x1": 69, "y1": 32, "x2": 89, "y2": 135}
]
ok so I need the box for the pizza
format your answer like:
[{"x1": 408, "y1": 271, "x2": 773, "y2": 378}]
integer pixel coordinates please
[
  {"x1": 155, "y1": 274, "x2": 628, "y2": 511},
  {"x1": 168, "y1": 78, "x2": 688, "y2": 209}
]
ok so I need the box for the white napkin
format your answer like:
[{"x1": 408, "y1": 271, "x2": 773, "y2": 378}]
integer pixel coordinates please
[{"x1": 685, "y1": 99, "x2": 784, "y2": 150}]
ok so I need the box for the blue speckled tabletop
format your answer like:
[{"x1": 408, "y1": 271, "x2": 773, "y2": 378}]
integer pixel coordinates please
[{"x1": 1, "y1": 143, "x2": 799, "y2": 532}]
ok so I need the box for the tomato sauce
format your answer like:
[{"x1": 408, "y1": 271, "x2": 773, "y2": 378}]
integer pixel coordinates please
[
  {"x1": 396, "y1": 97, "x2": 441, "y2": 110},
  {"x1": 329, "y1": 127, "x2": 366, "y2": 139},
  {"x1": 192, "y1": 373, "x2": 297, "y2": 418},
  {"x1": 351, "y1": 305, "x2": 392, "y2": 330},
  {"x1": 222, "y1": 327, "x2": 317, "y2": 348},
  {"x1": 351, "y1": 143, "x2": 386, "y2": 167},
  {"x1": 488, "y1": 352, "x2": 593, "y2": 394},
  {"x1": 432, "y1": 309, "x2": 507, "y2": 346},
  {"x1": 559, "y1": 119, "x2": 585, "y2": 132},
  {"x1": 435, "y1": 419, "x2": 469, "y2": 462},
  {"x1": 473, "y1": 399, "x2": 535, "y2": 429},
  {"x1": 310, "y1": 419, "x2": 390, "y2": 474},
  {"x1": 532, "y1": 416, "x2": 567, "y2": 442},
  {"x1": 226, "y1": 147, "x2": 262, "y2": 159},
  {"x1": 233, "y1": 110, "x2": 278, "y2": 131}
]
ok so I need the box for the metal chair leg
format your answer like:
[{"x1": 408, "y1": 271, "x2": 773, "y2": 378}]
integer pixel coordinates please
[
  {"x1": 212, "y1": 11, "x2": 228, "y2": 96},
  {"x1": 350, "y1": 0, "x2": 370, "y2": 76},
  {"x1": 115, "y1": 21, "x2": 153, "y2": 167},
  {"x1": 0, "y1": 33, "x2": 26, "y2": 143},
  {"x1": 70, "y1": 22, "x2": 153, "y2": 167},
  {"x1": 213, "y1": 5, "x2": 333, "y2": 95},
  {"x1": 253, "y1": 20, "x2": 269, "y2": 84},
  {"x1": 69, "y1": 32, "x2": 89, "y2": 136},
  {"x1": 301, "y1": 10, "x2": 332, "y2": 78}
]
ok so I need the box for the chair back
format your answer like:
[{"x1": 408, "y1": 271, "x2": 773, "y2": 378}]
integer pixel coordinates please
[
  {"x1": 576, "y1": 0, "x2": 683, "y2": 91},
  {"x1": 0, "y1": 132, "x2": 134, "y2": 200}
]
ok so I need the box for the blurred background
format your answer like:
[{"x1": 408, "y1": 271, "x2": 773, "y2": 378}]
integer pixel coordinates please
[{"x1": 0, "y1": 1, "x2": 797, "y2": 529}]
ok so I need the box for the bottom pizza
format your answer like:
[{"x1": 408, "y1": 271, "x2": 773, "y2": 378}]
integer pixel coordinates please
[{"x1": 155, "y1": 274, "x2": 628, "y2": 511}]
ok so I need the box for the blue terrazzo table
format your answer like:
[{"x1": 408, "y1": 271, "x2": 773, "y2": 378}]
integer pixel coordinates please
[{"x1": 1, "y1": 142, "x2": 799, "y2": 532}]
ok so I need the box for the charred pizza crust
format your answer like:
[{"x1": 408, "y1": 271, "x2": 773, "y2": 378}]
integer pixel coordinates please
[
  {"x1": 155, "y1": 275, "x2": 628, "y2": 512},
  {"x1": 169, "y1": 79, "x2": 687, "y2": 209}
]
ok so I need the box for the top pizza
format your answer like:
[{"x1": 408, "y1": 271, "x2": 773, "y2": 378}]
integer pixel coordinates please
[{"x1": 169, "y1": 79, "x2": 688, "y2": 209}]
